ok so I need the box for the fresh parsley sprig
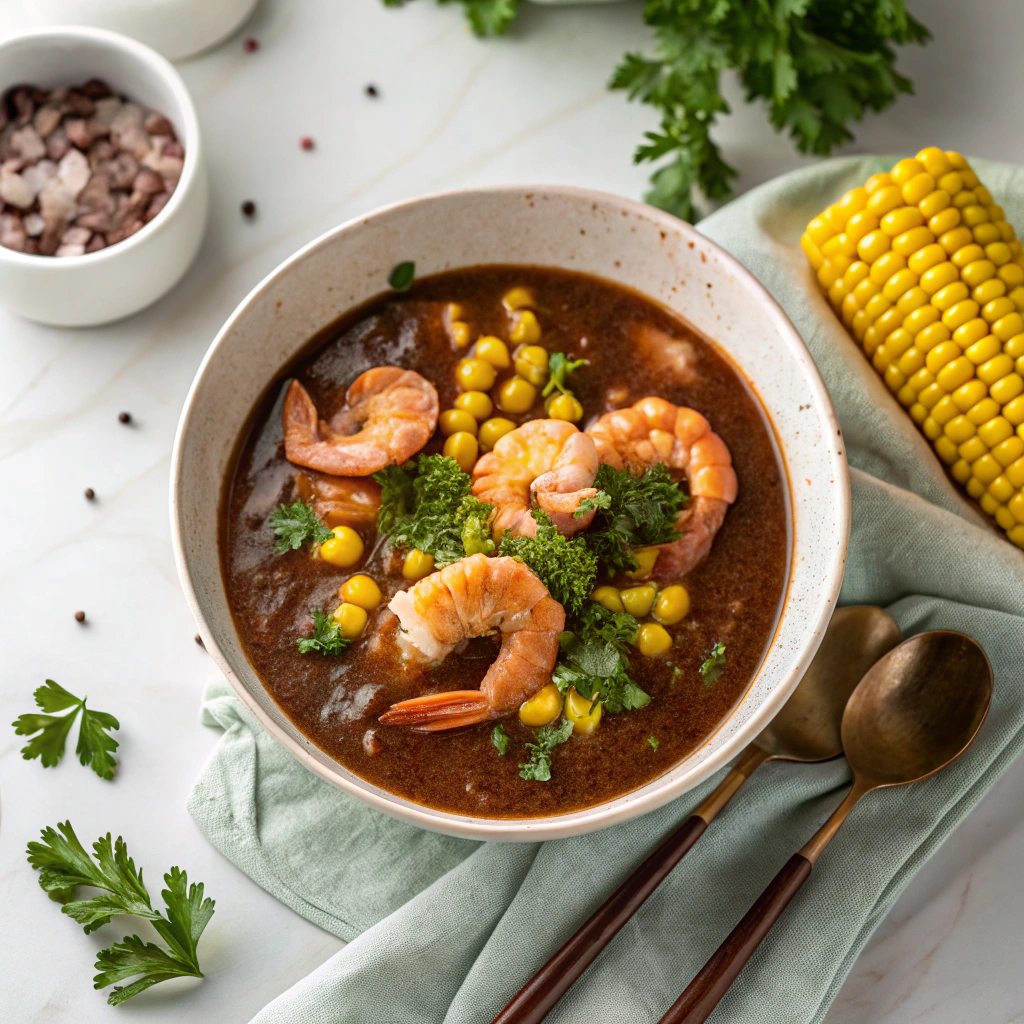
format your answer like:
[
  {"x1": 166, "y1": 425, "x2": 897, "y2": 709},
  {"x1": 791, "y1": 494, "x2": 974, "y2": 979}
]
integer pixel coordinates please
[
  {"x1": 492, "y1": 723, "x2": 510, "y2": 756},
  {"x1": 269, "y1": 500, "x2": 334, "y2": 554},
  {"x1": 12, "y1": 680, "x2": 119, "y2": 780},
  {"x1": 27, "y1": 821, "x2": 215, "y2": 1005},
  {"x1": 543, "y1": 352, "x2": 588, "y2": 399},
  {"x1": 297, "y1": 608, "x2": 351, "y2": 657},
  {"x1": 699, "y1": 642, "x2": 727, "y2": 686},
  {"x1": 519, "y1": 718, "x2": 573, "y2": 782}
]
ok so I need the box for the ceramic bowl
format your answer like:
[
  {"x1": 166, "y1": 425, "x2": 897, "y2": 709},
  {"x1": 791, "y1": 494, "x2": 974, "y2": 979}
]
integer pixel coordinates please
[
  {"x1": 171, "y1": 186, "x2": 850, "y2": 842},
  {"x1": 0, "y1": 26, "x2": 208, "y2": 327}
]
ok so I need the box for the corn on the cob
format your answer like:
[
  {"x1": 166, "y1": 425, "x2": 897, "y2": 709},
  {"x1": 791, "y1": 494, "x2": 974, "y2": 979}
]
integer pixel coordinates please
[{"x1": 802, "y1": 148, "x2": 1024, "y2": 549}]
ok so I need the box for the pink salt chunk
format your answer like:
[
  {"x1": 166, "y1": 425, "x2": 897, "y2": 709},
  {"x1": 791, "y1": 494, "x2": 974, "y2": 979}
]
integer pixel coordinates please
[
  {"x1": 23, "y1": 212, "x2": 45, "y2": 237},
  {"x1": 55, "y1": 242, "x2": 86, "y2": 257},
  {"x1": 0, "y1": 167, "x2": 34, "y2": 208},
  {"x1": 10, "y1": 125, "x2": 46, "y2": 163}
]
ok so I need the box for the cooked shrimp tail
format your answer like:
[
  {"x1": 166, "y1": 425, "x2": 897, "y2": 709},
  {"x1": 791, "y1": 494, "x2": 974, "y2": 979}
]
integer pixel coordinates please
[{"x1": 378, "y1": 691, "x2": 492, "y2": 731}]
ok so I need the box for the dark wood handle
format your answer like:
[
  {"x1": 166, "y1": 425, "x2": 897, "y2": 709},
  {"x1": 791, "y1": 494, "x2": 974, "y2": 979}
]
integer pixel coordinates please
[
  {"x1": 492, "y1": 815, "x2": 709, "y2": 1024},
  {"x1": 658, "y1": 853, "x2": 813, "y2": 1024}
]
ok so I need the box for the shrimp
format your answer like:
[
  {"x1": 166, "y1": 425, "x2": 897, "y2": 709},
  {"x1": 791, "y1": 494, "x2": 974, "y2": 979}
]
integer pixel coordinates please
[
  {"x1": 295, "y1": 471, "x2": 381, "y2": 528},
  {"x1": 471, "y1": 419, "x2": 599, "y2": 539},
  {"x1": 379, "y1": 554, "x2": 564, "y2": 731},
  {"x1": 283, "y1": 366, "x2": 439, "y2": 476},
  {"x1": 587, "y1": 396, "x2": 738, "y2": 577}
]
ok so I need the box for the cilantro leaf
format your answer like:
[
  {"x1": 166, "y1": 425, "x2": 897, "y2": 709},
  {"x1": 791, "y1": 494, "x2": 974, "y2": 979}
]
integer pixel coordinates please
[
  {"x1": 27, "y1": 821, "x2": 215, "y2": 1005},
  {"x1": 297, "y1": 608, "x2": 351, "y2": 657},
  {"x1": 492, "y1": 723, "x2": 510, "y2": 756},
  {"x1": 436, "y1": 0, "x2": 521, "y2": 37},
  {"x1": 542, "y1": 352, "x2": 588, "y2": 398},
  {"x1": 388, "y1": 260, "x2": 415, "y2": 291},
  {"x1": 498, "y1": 509, "x2": 598, "y2": 616},
  {"x1": 12, "y1": 680, "x2": 120, "y2": 779},
  {"x1": 648, "y1": 735, "x2": 659, "y2": 751},
  {"x1": 269, "y1": 500, "x2": 334, "y2": 554},
  {"x1": 699, "y1": 642, "x2": 727, "y2": 686},
  {"x1": 375, "y1": 455, "x2": 494, "y2": 566},
  {"x1": 519, "y1": 718, "x2": 573, "y2": 782}
]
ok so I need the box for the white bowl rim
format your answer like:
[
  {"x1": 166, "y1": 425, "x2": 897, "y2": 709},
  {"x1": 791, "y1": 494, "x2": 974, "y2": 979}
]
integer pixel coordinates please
[
  {"x1": 0, "y1": 24, "x2": 203, "y2": 268},
  {"x1": 170, "y1": 183, "x2": 850, "y2": 841}
]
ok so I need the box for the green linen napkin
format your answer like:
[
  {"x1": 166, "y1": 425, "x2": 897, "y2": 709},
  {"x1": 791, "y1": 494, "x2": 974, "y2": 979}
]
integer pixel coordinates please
[{"x1": 188, "y1": 156, "x2": 1024, "y2": 1023}]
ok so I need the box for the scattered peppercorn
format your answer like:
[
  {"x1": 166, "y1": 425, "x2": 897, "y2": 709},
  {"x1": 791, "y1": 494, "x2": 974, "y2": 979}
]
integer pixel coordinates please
[
  {"x1": 74, "y1": 611, "x2": 86, "y2": 623},
  {"x1": 365, "y1": 84, "x2": 379, "y2": 98},
  {"x1": 241, "y1": 200, "x2": 256, "y2": 218},
  {"x1": 243, "y1": 37, "x2": 260, "y2": 53},
  {"x1": 84, "y1": 487, "x2": 95, "y2": 500},
  {"x1": 300, "y1": 136, "x2": 315, "y2": 151},
  {"x1": 118, "y1": 411, "x2": 131, "y2": 424},
  {"x1": 195, "y1": 633, "x2": 204, "y2": 647}
]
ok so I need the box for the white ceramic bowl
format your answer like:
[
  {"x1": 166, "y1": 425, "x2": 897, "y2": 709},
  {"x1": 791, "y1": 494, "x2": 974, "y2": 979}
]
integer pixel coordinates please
[
  {"x1": 0, "y1": 26, "x2": 208, "y2": 327},
  {"x1": 171, "y1": 186, "x2": 850, "y2": 841}
]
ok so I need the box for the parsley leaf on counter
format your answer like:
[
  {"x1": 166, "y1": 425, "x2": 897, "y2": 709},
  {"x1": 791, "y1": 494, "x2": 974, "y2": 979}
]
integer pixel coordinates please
[
  {"x1": 578, "y1": 463, "x2": 686, "y2": 575},
  {"x1": 699, "y1": 642, "x2": 727, "y2": 686},
  {"x1": 542, "y1": 352, "x2": 588, "y2": 398},
  {"x1": 12, "y1": 680, "x2": 120, "y2": 780},
  {"x1": 498, "y1": 509, "x2": 597, "y2": 616},
  {"x1": 27, "y1": 821, "x2": 215, "y2": 1005},
  {"x1": 297, "y1": 609, "x2": 351, "y2": 657},
  {"x1": 269, "y1": 500, "x2": 334, "y2": 554},
  {"x1": 492, "y1": 723, "x2": 510, "y2": 756},
  {"x1": 375, "y1": 455, "x2": 494, "y2": 566},
  {"x1": 383, "y1": 0, "x2": 521, "y2": 37},
  {"x1": 519, "y1": 718, "x2": 573, "y2": 782}
]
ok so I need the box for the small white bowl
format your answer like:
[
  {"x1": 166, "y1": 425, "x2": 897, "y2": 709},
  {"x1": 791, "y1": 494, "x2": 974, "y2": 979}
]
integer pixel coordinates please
[
  {"x1": 171, "y1": 186, "x2": 850, "y2": 842},
  {"x1": 0, "y1": 26, "x2": 208, "y2": 327}
]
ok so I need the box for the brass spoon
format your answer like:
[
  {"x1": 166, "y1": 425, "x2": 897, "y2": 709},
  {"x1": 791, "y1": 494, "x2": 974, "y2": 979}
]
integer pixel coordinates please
[
  {"x1": 660, "y1": 629, "x2": 993, "y2": 1024},
  {"x1": 493, "y1": 606, "x2": 902, "y2": 1024}
]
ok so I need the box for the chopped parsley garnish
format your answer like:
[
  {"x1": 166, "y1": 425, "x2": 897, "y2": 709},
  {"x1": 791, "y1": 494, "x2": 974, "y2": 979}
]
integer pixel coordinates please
[
  {"x1": 518, "y1": 718, "x2": 573, "y2": 782},
  {"x1": 492, "y1": 723, "x2": 510, "y2": 756},
  {"x1": 27, "y1": 821, "x2": 214, "y2": 1005},
  {"x1": 375, "y1": 454, "x2": 494, "y2": 566},
  {"x1": 388, "y1": 260, "x2": 415, "y2": 291},
  {"x1": 269, "y1": 500, "x2": 334, "y2": 554},
  {"x1": 648, "y1": 736, "x2": 659, "y2": 751},
  {"x1": 576, "y1": 463, "x2": 687, "y2": 575},
  {"x1": 542, "y1": 352, "x2": 588, "y2": 398},
  {"x1": 297, "y1": 608, "x2": 351, "y2": 657},
  {"x1": 497, "y1": 509, "x2": 597, "y2": 617},
  {"x1": 699, "y1": 642, "x2": 727, "y2": 685},
  {"x1": 12, "y1": 680, "x2": 120, "y2": 780}
]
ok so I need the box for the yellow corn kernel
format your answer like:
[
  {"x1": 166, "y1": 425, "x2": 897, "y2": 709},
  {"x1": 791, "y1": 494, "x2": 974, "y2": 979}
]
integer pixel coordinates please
[
  {"x1": 564, "y1": 687, "x2": 601, "y2": 736},
  {"x1": 891, "y1": 159, "x2": 924, "y2": 186},
  {"x1": 502, "y1": 286, "x2": 535, "y2": 311},
  {"x1": 510, "y1": 309, "x2": 541, "y2": 345},
  {"x1": 1008, "y1": 456, "x2": 1024, "y2": 488},
  {"x1": 455, "y1": 390, "x2": 493, "y2": 421},
  {"x1": 439, "y1": 408, "x2": 477, "y2": 437},
  {"x1": 995, "y1": 506, "x2": 1016, "y2": 531},
  {"x1": 319, "y1": 526, "x2": 364, "y2": 568},
  {"x1": 475, "y1": 335, "x2": 511, "y2": 369},
  {"x1": 991, "y1": 374, "x2": 1024, "y2": 406},
  {"x1": 846, "y1": 212, "x2": 879, "y2": 244},
  {"x1": 478, "y1": 417, "x2": 516, "y2": 452},
  {"x1": 652, "y1": 585, "x2": 690, "y2": 625},
  {"x1": 982, "y1": 297, "x2": 1015, "y2": 325},
  {"x1": 853, "y1": 277, "x2": 882, "y2": 305},
  {"x1": 884, "y1": 364, "x2": 907, "y2": 391},
  {"x1": 908, "y1": 244, "x2": 946, "y2": 275},
  {"x1": 937, "y1": 171, "x2": 964, "y2": 194},
  {"x1": 975, "y1": 185, "x2": 994, "y2": 205},
  {"x1": 865, "y1": 294, "x2": 892, "y2": 323},
  {"x1": 801, "y1": 234, "x2": 824, "y2": 270},
  {"x1": 1012, "y1": 496, "x2": 1024, "y2": 525},
  {"x1": 835, "y1": 187, "x2": 868, "y2": 220},
  {"x1": 954, "y1": 378, "x2": 988, "y2": 411},
  {"x1": 898, "y1": 287, "x2": 929, "y2": 315},
  {"x1": 519, "y1": 683, "x2": 562, "y2": 728},
  {"x1": 897, "y1": 348, "x2": 924, "y2": 376},
  {"x1": 456, "y1": 358, "x2": 497, "y2": 392},
  {"x1": 626, "y1": 547, "x2": 660, "y2": 580},
  {"x1": 978, "y1": 416, "x2": 1014, "y2": 448},
  {"x1": 636, "y1": 623, "x2": 673, "y2": 657},
  {"x1": 923, "y1": 414, "x2": 942, "y2": 439},
  {"x1": 979, "y1": 354, "x2": 1014, "y2": 385},
  {"x1": 925, "y1": 341, "x2": 961, "y2": 375},
  {"x1": 979, "y1": 493, "x2": 1000, "y2": 516},
  {"x1": 902, "y1": 173, "x2": 935, "y2": 205},
  {"x1": 513, "y1": 345, "x2": 549, "y2": 386},
  {"x1": 402, "y1": 548, "x2": 435, "y2": 581},
  {"x1": 959, "y1": 436, "x2": 988, "y2": 463},
  {"x1": 937, "y1": 357, "x2": 975, "y2": 392},
  {"x1": 1006, "y1": 334, "x2": 1024, "y2": 359},
  {"x1": 930, "y1": 395, "x2": 958, "y2": 425},
  {"x1": 443, "y1": 431, "x2": 479, "y2": 472},
  {"x1": 893, "y1": 226, "x2": 935, "y2": 257},
  {"x1": 973, "y1": 453, "x2": 1002, "y2": 485},
  {"x1": 986, "y1": 242, "x2": 1013, "y2": 266},
  {"x1": 450, "y1": 321, "x2": 473, "y2": 348},
  {"x1": 870, "y1": 251, "x2": 906, "y2": 286},
  {"x1": 951, "y1": 458, "x2": 973, "y2": 483},
  {"x1": 963, "y1": 205, "x2": 991, "y2": 228},
  {"x1": 995, "y1": 315, "x2": 1024, "y2": 342},
  {"x1": 943, "y1": 300, "x2": 980, "y2": 332},
  {"x1": 591, "y1": 586, "x2": 625, "y2": 614},
  {"x1": 966, "y1": 478, "x2": 986, "y2": 499},
  {"x1": 546, "y1": 394, "x2": 583, "y2": 423},
  {"x1": 823, "y1": 203, "x2": 847, "y2": 233},
  {"x1": 967, "y1": 397, "x2": 1001, "y2": 425},
  {"x1": 867, "y1": 185, "x2": 904, "y2": 217},
  {"x1": 953, "y1": 318, "x2": 989, "y2": 350},
  {"x1": 908, "y1": 400, "x2": 928, "y2": 422},
  {"x1": 883, "y1": 329, "x2": 915, "y2": 360},
  {"x1": 944, "y1": 416, "x2": 977, "y2": 444},
  {"x1": 934, "y1": 436, "x2": 959, "y2": 464},
  {"x1": 865, "y1": 172, "x2": 894, "y2": 194},
  {"x1": 904, "y1": 305, "x2": 940, "y2": 337},
  {"x1": 620, "y1": 585, "x2": 656, "y2": 618},
  {"x1": 999, "y1": 264, "x2": 1024, "y2": 288},
  {"x1": 908, "y1": 368, "x2": 936, "y2": 395},
  {"x1": 928, "y1": 208, "x2": 961, "y2": 239},
  {"x1": 823, "y1": 234, "x2": 856, "y2": 259},
  {"x1": 858, "y1": 230, "x2": 891, "y2": 264},
  {"x1": 332, "y1": 602, "x2": 368, "y2": 639},
  {"x1": 883, "y1": 269, "x2": 919, "y2": 301},
  {"x1": 916, "y1": 322, "x2": 951, "y2": 353},
  {"x1": 994, "y1": 436, "x2": 1024, "y2": 468},
  {"x1": 933, "y1": 282, "x2": 969, "y2": 312},
  {"x1": 940, "y1": 226, "x2": 974, "y2": 255},
  {"x1": 974, "y1": 279, "x2": 1007, "y2": 306},
  {"x1": 920, "y1": 262, "x2": 959, "y2": 295},
  {"x1": 962, "y1": 259, "x2": 996, "y2": 288},
  {"x1": 917, "y1": 148, "x2": 951, "y2": 177},
  {"x1": 973, "y1": 223, "x2": 1002, "y2": 246},
  {"x1": 881, "y1": 207, "x2": 923, "y2": 237},
  {"x1": 339, "y1": 574, "x2": 382, "y2": 611},
  {"x1": 989, "y1": 475, "x2": 1015, "y2": 503},
  {"x1": 496, "y1": 377, "x2": 538, "y2": 414},
  {"x1": 952, "y1": 190, "x2": 977, "y2": 210},
  {"x1": 919, "y1": 383, "x2": 947, "y2": 410},
  {"x1": 952, "y1": 244, "x2": 985, "y2": 269}
]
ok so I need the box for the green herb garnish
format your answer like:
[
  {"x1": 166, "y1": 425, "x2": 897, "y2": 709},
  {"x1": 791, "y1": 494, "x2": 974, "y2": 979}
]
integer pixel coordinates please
[
  {"x1": 498, "y1": 508, "x2": 597, "y2": 617},
  {"x1": 543, "y1": 352, "x2": 588, "y2": 398},
  {"x1": 375, "y1": 455, "x2": 494, "y2": 565},
  {"x1": 269, "y1": 500, "x2": 334, "y2": 554},
  {"x1": 12, "y1": 680, "x2": 119, "y2": 780},
  {"x1": 577, "y1": 463, "x2": 686, "y2": 575},
  {"x1": 492, "y1": 723, "x2": 510, "y2": 756},
  {"x1": 388, "y1": 260, "x2": 415, "y2": 291},
  {"x1": 27, "y1": 821, "x2": 214, "y2": 1005},
  {"x1": 297, "y1": 608, "x2": 351, "y2": 657},
  {"x1": 518, "y1": 718, "x2": 573, "y2": 782},
  {"x1": 699, "y1": 642, "x2": 727, "y2": 686},
  {"x1": 648, "y1": 736, "x2": 659, "y2": 751}
]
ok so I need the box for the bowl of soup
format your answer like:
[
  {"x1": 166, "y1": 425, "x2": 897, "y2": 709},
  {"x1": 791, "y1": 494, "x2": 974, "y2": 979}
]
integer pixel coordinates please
[{"x1": 171, "y1": 186, "x2": 849, "y2": 841}]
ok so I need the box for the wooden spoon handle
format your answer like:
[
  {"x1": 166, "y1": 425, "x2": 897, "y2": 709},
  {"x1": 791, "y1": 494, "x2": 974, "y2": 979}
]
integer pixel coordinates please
[
  {"x1": 658, "y1": 853, "x2": 813, "y2": 1024},
  {"x1": 492, "y1": 815, "x2": 709, "y2": 1024}
]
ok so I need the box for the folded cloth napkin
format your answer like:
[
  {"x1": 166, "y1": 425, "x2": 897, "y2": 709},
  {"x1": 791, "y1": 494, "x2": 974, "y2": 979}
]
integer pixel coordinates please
[{"x1": 188, "y1": 156, "x2": 1024, "y2": 1024}]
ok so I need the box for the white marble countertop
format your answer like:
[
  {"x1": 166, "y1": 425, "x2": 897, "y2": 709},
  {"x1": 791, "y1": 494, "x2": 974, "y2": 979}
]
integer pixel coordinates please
[{"x1": 2, "y1": 1, "x2": 1023, "y2": 1021}]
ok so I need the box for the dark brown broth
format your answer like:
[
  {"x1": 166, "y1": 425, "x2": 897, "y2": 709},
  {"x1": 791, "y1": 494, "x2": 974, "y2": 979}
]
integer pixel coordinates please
[{"x1": 221, "y1": 266, "x2": 789, "y2": 817}]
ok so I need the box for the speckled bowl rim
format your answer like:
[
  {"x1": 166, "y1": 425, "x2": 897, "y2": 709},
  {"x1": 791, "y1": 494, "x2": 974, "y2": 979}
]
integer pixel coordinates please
[{"x1": 171, "y1": 185, "x2": 850, "y2": 842}]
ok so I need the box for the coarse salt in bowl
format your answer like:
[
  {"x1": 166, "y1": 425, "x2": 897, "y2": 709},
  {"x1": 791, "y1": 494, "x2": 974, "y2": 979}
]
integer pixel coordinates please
[{"x1": 0, "y1": 26, "x2": 207, "y2": 326}]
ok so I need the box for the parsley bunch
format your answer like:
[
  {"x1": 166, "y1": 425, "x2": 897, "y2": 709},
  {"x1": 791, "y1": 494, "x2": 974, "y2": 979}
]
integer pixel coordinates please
[
  {"x1": 27, "y1": 821, "x2": 215, "y2": 1005},
  {"x1": 375, "y1": 454, "x2": 495, "y2": 566},
  {"x1": 269, "y1": 500, "x2": 334, "y2": 554},
  {"x1": 297, "y1": 608, "x2": 351, "y2": 657},
  {"x1": 387, "y1": 0, "x2": 929, "y2": 221},
  {"x1": 12, "y1": 680, "x2": 119, "y2": 780}
]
